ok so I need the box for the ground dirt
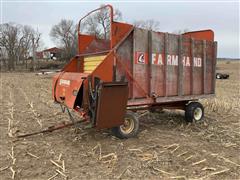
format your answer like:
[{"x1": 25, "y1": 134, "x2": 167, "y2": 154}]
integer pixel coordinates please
[{"x1": 0, "y1": 60, "x2": 239, "y2": 180}]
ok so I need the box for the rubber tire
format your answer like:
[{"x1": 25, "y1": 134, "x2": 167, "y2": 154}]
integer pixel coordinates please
[
  {"x1": 216, "y1": 74, "x2": 222, "y2": 79},
  {"x1": 111, "y1": 111, "x2": 139, "y2": 139},
  {"x1": 185, "y1": 102, "x2": 204, "y2": 123}
]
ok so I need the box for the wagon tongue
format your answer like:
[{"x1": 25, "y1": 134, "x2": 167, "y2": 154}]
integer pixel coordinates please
[{"x1": 53, "y1": 72, "x2": 88, "y2": 108}]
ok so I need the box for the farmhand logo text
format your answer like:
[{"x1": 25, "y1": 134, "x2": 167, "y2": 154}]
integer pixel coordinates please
[{"x1": 135, "y1": 51, "x2": 202, "y2": 67}]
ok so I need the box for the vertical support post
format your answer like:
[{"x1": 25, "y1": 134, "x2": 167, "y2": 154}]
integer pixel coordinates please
[
  {"x1": 212, "y1": 41, "x2": 217, "y2": 93},
  {"x1": 148, "y1": 31, "x2": 152, "y2": 97},
  {"x1": 178, "y1": 35, "x2": 183, "y2": 96},
  {"x1": 164, "y1": 33, "x2": 168, "y2": 97},
  {"x1": 190, "y1": 38, "x2": 194, "y2": 95},
  {"x1": 202, "y1": 40, "x2": 207, "y2": 94}
]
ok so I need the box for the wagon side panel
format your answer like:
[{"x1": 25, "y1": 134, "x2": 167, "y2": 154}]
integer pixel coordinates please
[
  {"x1": 166, "y1": 34, "x2": 179, "y2": 96},
  {"x1": 192, "y1": 40, "x2": 203, "y2": 95},
  {"x1": 115, "y1": 32, "x2": 134, "y2": 98},
  {"x1": 133, "y1": 28, "x2": 149, "y2": 98},
  {"x1": 182, "y1": 37, "x2": 191, "y2": 95},
  {"x1": 151, "y1": 32, "x2": 165, "y2": 97}
]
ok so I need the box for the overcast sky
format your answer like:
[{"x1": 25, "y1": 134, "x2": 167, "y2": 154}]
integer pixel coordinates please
[{"x1": 1, "y1": 1, "x2": 239, "y2": 58}]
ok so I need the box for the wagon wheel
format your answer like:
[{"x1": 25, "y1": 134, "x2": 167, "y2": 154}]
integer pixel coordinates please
[
  {"x1": 111, "y1": 111, "x2": 139, "y2": 139},
  {"x1": 185, "y1": 102, "x2": 204, "y2": 123}
]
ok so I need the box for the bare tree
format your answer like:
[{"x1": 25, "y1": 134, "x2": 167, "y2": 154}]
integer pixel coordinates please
[
  {"x1": 0, "y1": 23, "x2": 22, "y2": 70},
  {"x1": 21, "y1": 26, "x2": 33, "y2": 55},
  {"x1": 0, "y1": 47, "x2": 7, "y2": 68},
  {"x1": 81, "y1": 4, "x2": 122, "y2": 39},
  {"x1": 30, "y1": 29, "x2": 41, "y2": 71},
  {"x1": 50, "y1": 19, "x2": 76, "y2": 61},
  {"x1": 0, "y1": 23, "x2": 42, "y2": 70},
  {"x1": 133, "y1": 19, "x2": 160, "y2": 31},
  {"x1": 16, "y1": 25, "x2": 32, "y2": 66}
]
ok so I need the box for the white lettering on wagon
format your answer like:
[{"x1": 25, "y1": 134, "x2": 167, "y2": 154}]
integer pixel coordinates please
[
  {"x1": 167, "y1": 55, "x2": 178, "y2": 66},
  {"x1": 59, "y1": 79, "x2": 70, "y2": 86},
  {"x1": 182, "y1": 56, "x2": 191, "y2": 67},
  {"x1": 152, "y1": 53, "x2": 163, "y2": 65},
  {"x1": 151, "y1": 53, "x2": 202, "y2": 67},
  {"x1": 193, "y1": 57, "x2": 202, "y2": 67}
]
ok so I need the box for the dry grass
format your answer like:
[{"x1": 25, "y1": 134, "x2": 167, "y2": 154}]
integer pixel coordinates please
[
  {"x1": 0, "y1": 60, "x2": 239, "y2": 179},
  {"x1": 202, "y1": 61, "x2": 240, "y2": 116}
]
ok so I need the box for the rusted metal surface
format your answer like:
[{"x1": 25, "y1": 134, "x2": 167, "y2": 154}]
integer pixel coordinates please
[
  {"x1": 203, "y1": 40, "x2": 207, "y2": 94},
  {"x1": 126, "y1": 94, "x2": 215, "y2": 107},
  {"x1": 95, "y1": 82, "x2": 128, "y2": 129},
  {"x1": 133, "y1": 28, "x2": 149, "y2": 98},
  {"x1": 77, "y1": 5, "x2": 113, "y2": 54},
  {"x1": 82, "y1": 39, "x2": 110, "y2": 54},
  {"x1": 17, "y1": 118, "x2": 88, "y2": 138},
  {"x1": 177, "y1": 35, "x2": 183, "y2": 96},
  {"x1": 115, "y1": 32, "x2": 134, "y2": 97},
  {"x1": 183, "y1": 29, "x2": 214, "y2": 41},
  {"x1": 115, "y1": 28, "x2": 216, "y2": 102},
  {"x1": 151, "y1": 32, "x2": 165, "y2": 97}
]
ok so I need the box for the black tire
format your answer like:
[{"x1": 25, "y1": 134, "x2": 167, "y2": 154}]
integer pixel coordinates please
[
  {"x1": 216, "y1": 74, "x2": 222, "y2": 79},
  {"x1": 185, "y1": 102, "x2": 204, "y2": 123},
  {"x1": 111, "y1": 111, "x2": 139, "y2": 139}
]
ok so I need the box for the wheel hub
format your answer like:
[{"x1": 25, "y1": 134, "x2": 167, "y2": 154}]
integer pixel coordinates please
[
  {"x1": 194, "y1": 107, "x2": 203, "y2": 121},
  {"x1": 120, "y1": 118, "x2": 134, "y2": 134}
]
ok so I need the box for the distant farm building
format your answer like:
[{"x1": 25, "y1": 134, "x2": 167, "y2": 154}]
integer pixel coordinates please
[{"x1": 36, "y1": 47, "x2": 62, "y2": 60}]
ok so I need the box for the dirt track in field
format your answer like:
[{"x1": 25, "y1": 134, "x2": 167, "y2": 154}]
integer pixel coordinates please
[{"x1": 0, "y1": 61, "x2": 239, "y2": 180}]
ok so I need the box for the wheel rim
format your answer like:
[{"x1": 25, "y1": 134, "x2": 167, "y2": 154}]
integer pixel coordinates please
[
  {"x1": 120, "y1": 117, "x2": 134, "y2": 134},
  {"x1": 217, "y1": 75, "x2": 220, "y2": 79},
  {"x1": 194, "y1": 107, "x2": 203, "y2": 121}
]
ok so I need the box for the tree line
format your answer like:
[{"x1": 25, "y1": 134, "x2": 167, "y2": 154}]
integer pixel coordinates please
[{"x1": 2, "y1": 4, "x2": 188, "y2": 71}]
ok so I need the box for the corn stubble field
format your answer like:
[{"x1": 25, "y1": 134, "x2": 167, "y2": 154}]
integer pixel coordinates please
[{"x1": 0, "y1": 61, "x2": 239, "y2": 180}]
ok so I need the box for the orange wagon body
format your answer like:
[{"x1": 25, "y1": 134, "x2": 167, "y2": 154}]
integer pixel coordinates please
[{"x1": 52, "y1": 5, "x2": 217, "y2": 136}]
